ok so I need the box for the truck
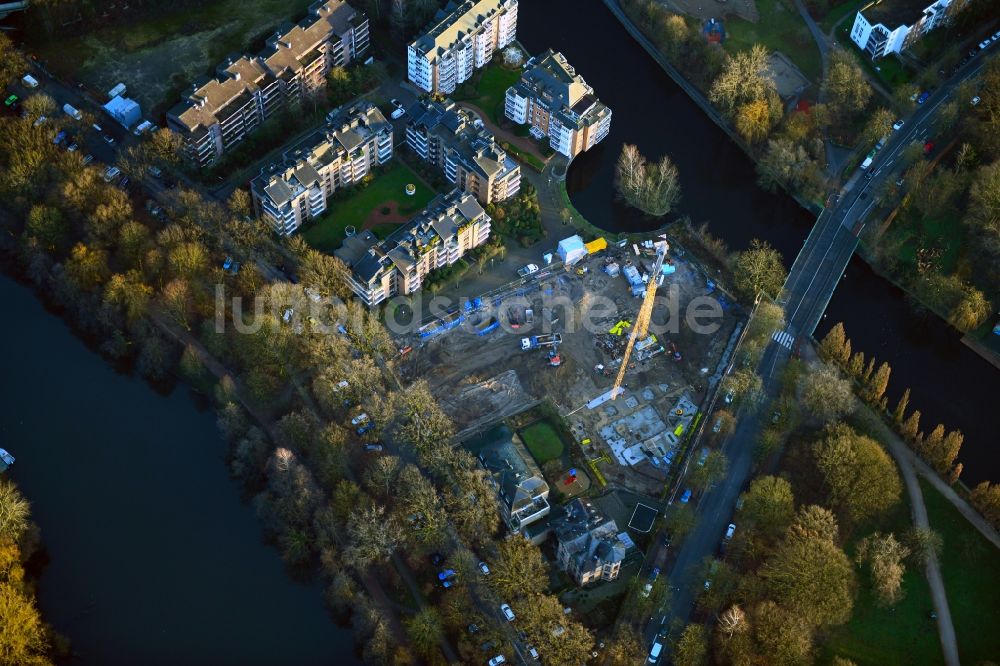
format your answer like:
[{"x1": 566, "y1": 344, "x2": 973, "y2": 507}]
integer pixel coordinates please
[
  {"x1": 21, "y1": 74, "x2": 39, "y2": 88},
  {"x1": 517, "y1": 263, "x2": 539, "y2": 278},
  {"x1": 520, "y1": 333, "x2": 562, "y2": 350},
  {"x1": 63, "y1": 103, "x2": 82, "y2": 120},
  {"x1": 132, "y1": 119, "x2": 154, "y2": 136},
  {"x1": 107, "y1": 83, "x2": 127, "y2": 100},
  {"x1": 860, "y1": 149, "x2": 876, "y2": 170}
]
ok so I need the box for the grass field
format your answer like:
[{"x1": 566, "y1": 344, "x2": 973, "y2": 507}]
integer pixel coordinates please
[
  {"x1": 454, "y1": 63, "x2": 521, "y2": 125},
  {"x1": 301, "y1": 162, "x2": 436, "y2": 254},
  {"x1": 520, "y1": 421, "x2": 566, "y2": 464},
  {"x1": 921, "y1": 479, "x2": 1000, "y2": 663},
  {"x1": 724, "y1": 0, "x2": 822, "y2": 83},
  {"x1": 818, "y1": 0, "x2": 866, "y2": 34}
]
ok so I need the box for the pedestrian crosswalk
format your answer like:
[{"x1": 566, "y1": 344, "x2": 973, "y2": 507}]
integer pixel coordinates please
[{"x1": 772, "y1": 329, "x2": 795, "y2": 349}]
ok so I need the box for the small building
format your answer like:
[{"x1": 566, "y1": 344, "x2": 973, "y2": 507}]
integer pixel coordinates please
[
  {"x1": 703, "y1": 18, "x2": 725, "y2": 44},
  {"x1": 103, "y1": 95, "x2": 142, "y2": 129},
  {"x1": 585, "y1": 237, "x2": 607, "y2": 255},
  {"x1": 849, "y1": 0, "x2": 970, "y2": 60},
  {"x1": 552, "y1": 499, "x2": 626, "y2": 586},
  {"x1": 557, "y1": 235, "x2": 587, "y2": 265}
]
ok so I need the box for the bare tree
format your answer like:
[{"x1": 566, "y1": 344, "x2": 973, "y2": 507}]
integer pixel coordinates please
[{"x1": 614, "y1": 144, "x2": 682, "y2": 217}]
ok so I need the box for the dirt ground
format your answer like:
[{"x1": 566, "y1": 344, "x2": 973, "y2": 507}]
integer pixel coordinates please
[
  {"x1": 768, "y1": 52, "x2": 811, "y2": 99},
  {"x1": 395, "y1": 244, "x2": 742, "y2": 494},
  {"x1": 664, "y1": 0, "x2": 759, "y2": 22}
]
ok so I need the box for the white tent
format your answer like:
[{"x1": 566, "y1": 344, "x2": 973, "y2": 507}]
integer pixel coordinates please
[{"x1": 557, "y1": 235, "x2": 587, "y2": 265}]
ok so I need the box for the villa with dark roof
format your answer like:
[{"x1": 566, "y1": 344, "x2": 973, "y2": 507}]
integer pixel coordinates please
[
  {"x1": 249, "y1": 102, "x2": 392, "y2": 236},
  {"x1": 504, "y1": 49, "x2": 612, "y2": 158},
  {"x1": 405, "y1": 97, "x2": 521, "y2": 205},
  {"x1": 552, "y1": 499, "x2": 626, "y2": 586},
  {"x1": 167, "y1": 0, "x2": 369, "y2": 166},
  {"x1": 849, "y1": 0, "x2": 970, "y2": 59},
  {"x1": 334, "y1": 189, "x2": 492, "y2": 306}
]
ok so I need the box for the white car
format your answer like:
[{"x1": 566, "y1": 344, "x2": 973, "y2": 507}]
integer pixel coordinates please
[
  {"x1": 971, "y1": 96, "x2": 981, "y2": 106},
  {"x1": 389, "y1": 98, "x2": 405, "y2": 120},
  {"x1": 892, "y1": 120, "x2": 904, "y2": 131},
  {"x1": 500, "y1": 603, "x2": 515, "y2": 621},
  {"x1": 489, "y1": 656, "x2": 506, "y2": 666},
  {"x1": 725, "y1": 523, "x2": 736, "y2": 540},
  {"x1": 351, "y1": 412, "x2": 369, "y2": 426},
  {"x1": 979, "y1": 39, "x2": 991, "y2": 49},
  {"x1": 517, "y1": 263, "x2": 539, "y2": 278},
  {"x1": 478, "y1": 561, "x2": 490, "y2": 575},
  {"x1": 527, "y1": 646, "x2": 539, "y2": 660},
  {"x1": 103, "y1": 166, "x2": 121, "y2": 183}
]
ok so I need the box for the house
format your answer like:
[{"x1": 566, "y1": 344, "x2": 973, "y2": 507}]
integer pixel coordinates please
[
  {"x1": 849, "y1": 0, "x2": 969, "y2": 59},
  {"x1": 552, "y1": 499, "x2": 626, "y2": 586},
  {"x1": 103, "y1": 95, "x2": 142, "y2": 129},
  {"x1": 407, "y1": 0, "x2": 518, "y2": 94},
  {"x1": 250, "y1": 102, "x2": 392, "y2": 236},
  {"x1": 335, "y1": 189, "x2": 492, "y2": 307},
  {"x1": 463, "y1": 429, "x2": 551, "y2": 541},
  {"x1": 167, "y1": 0, "x2": 369, "y2": 166},
  {"x1": 504, "y1": 49, "x2": 612, "y2": 158},
  {"x1": 405, "y1": 96, "x2": 521, "y2": 205}
]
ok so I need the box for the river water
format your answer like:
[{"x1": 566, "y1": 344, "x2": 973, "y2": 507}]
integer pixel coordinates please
[
  {"x1": 0, "y1": 274, "x2": 357, "y2": 665},
  {"x1": 519, "y1": 0, "x2": 998, "y2": 483}
]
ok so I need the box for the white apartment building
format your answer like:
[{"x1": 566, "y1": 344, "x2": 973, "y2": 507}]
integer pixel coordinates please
[
  {"x1": 250, "y1": 102, "x2": 392, "y2": 236},
  {"x1": 335, "y1": 189, "x2": 492, "y2": 307},
  {"x1": 505, "y1": 50, "x2": 612, "y2": 158},
  {"x1": 405, "y1": 97, "x2": 521, "y2": 205},
  {"x1": 407, "y1": 0, "x2": 518, "y2": 94},
  {"x1": 849, "y1": 0, "x2": 969, "y2": 59},
  {"x1": 167, "y1": 0, "x2": 369, "y2": 166}
]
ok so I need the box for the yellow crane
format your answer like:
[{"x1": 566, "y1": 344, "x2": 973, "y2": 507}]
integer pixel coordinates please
[{"x1": 612, "y1": 247, "x2": 667, "y2": 400}]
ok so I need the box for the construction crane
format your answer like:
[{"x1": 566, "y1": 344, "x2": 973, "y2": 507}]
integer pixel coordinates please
[{"x1": 612, "y1": 246, "x2": 667, "y2": 400}]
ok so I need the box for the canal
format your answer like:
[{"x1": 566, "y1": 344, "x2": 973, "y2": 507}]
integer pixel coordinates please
[
  {"x1": 0, "y1": 274, "x2": 358, "y2": 665},
  {"x1": 519, "y1": 0, "x2": 998, "y2": 484}
]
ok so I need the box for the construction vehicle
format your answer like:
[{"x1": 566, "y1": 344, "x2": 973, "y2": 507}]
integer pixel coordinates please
[
  {"x1": 548, "y1": 350, "x2": 562, "y2": 367},
  {"x1": 612, "y1": 246, "x2": 667, "y2": 399},
  {"x1": 521, "y1": 334, "x2": 562, "y2": 350}
]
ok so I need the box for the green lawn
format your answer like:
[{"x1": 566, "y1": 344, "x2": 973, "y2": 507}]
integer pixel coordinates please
[
  {"x1": 821, "y1": 497, "x2": 941, "y2": 665},
  {"x1": 301, "y1": 162, "x2": 436, "y2": 254},
  {"x1": 520, "y1": 421, "x2": 566, "y2": 464},
  {"x1": 724, "y1": 0, "x2": 822, "y2": 83},
  {"x1": 921, "y1": 479, "x2": 1000, "y2": 664},
  {"x1": 454, "y1": 63, "x2": 522, "y2": 125},
  {"x1": 501, "y1": 142, "x2": 545, "y2": 172},
  {"x1": 884, "y1": 208, "x2": 964, "y2": 278}
]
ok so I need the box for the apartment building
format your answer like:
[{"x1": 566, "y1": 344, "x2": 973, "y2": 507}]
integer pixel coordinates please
[
  {"x1": 505, "y1": 49, "x2": 612, "y2": 159},
  {"x1": 250, "y1": 102, "x2": 392, "y2": 236},
  {"x1": 406, "y1": 97, "x2": 521, "y2": 205},
  {"x1": 407, "y1": 0, "x2": 518, "y2": 94},
  {"x1": 552, "y1": 499, "x2": 626, "y2": 586},
  {"x1": 335, "y1": 189, "x2": 492, "y2": 306},
  {"x1": 167, "y1": 0, "x2": 369, "y2": 166},
  {"x1": 849, "y1": 0, "x2": 969, "y2": 59}
]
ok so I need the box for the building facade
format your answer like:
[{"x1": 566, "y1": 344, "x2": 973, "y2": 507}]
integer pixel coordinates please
[
  {"x1": 552, "y1": 499, "x2": 625, "y2": 586},
  {"x1": 407, "y1": 0, "x2": 518, "y2": 94},
  {"x1": 167, "y1": 0, "x2": 369, "y2": 166},
  {"x1": 849, "y1": 0, "x2": 969, "y2": 59},
  {"x1": 250, "y1": 102, "x2": 392, "y2": 236},
  {"x1": 505, "y1": 50, "x2": 612, "y2": 158},
  {"x1": 406, "y1": 97, "x2": 521, "y2": 205},
  {"x1": 335, "y1": 189, "x2": 492, "y2": 306}
]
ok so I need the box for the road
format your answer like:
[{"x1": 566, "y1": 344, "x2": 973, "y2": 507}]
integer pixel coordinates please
[{"x1": 644, "y1": 48, "x2": 996, "y2": 659}]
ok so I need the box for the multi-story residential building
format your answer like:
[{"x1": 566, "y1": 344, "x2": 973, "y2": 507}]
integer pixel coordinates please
[
  {"x1": 849, "y1": 0, "x2": 969, "y2": 59},
  {"x1": 505, "y1": 49, "x2": 612, "y2": 159},
  {"x1": 405, "y1": 97, "x2": 521, "y2": 205},
  {"x1": 552, "y1": 499, "x2": 626, "y2": 586},
  {"x1": 407, "y1": 0, "x2": 518, "y2": 94},
  {"x1": 167, "y1": 0, "x2": 369, "y2": 166},
  {"x1": 250, "y1": 102, "x2": 392, "y2": 236},
  {"x1": 335, "y1": 189, "x2": 492, "y2": 306}
]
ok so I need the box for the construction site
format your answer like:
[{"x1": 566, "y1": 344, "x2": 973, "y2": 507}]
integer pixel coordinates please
[{"x1": 395, "y1": 236, "x2": 745, "y2": 495}]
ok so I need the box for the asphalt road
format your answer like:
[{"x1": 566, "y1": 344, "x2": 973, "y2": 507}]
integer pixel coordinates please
[{"x1": 643, "y1": 47, "x2": 997, "y2": 661}]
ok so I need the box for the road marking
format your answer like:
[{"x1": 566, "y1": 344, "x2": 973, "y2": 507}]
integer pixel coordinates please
[{"x1": 772, "y1": 329, "x2": 794, "y2": 349}]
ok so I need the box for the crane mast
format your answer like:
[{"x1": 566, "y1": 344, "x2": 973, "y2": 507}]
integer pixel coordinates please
[{"x1": 612, "y1": 247, "x2": 667, "y2": 399}]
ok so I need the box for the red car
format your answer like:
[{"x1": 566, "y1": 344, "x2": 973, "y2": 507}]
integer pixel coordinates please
[{"x1": 924, "y1": 141, "x2": 934, "y2": 154}]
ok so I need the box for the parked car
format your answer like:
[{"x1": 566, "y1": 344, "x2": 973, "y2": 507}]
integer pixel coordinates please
[
  {"x1": 21, "y1": 74, "x2": 39, "y2": 88},
  {"x1": 648, "y1": 640, "x2": 663, "y2": 664},
  {"x1": 712, "y1": 417, "x2": 723, "y2": 433},
  {"x1": 500, "y1": 603, "x2": 515, "y2": 621},
  {"x1": 979, "y1": 39, "x2": 991, "y2": 49},
  {"x1": 148, "y1": 165, "x2": 162, "y2": 178},
  {"x1": 924, "y1": 140, "x2": 935, "y2": 154},
  {"x1": 697, "y1": 447, "x2": 710, "y2": 466},
  {"x1": 103, "y1": 166, "x2": 120, "y2": 183},
  {"x1": 478, "y1": 561, "x2": 491, "y2": 575},
  {"x1": 680, "y1": 489, "x2": 692, "y2": 503},
  {"x1": 725, "y1": 523, "x2": 736, "y2": 540},
  {"x1": 488, "y1": 656, "x2": 506, "y2": 666},
  {"x1": 892, "y1": 119, "x2": 904, "y2": 131},
  {"x1": 517, "y1": 263, "x2": 539, "y2": 277},
  {"x1": 723, "y1": 391, "x2": 734, "y2": 404},
  {"x1": 971, "y1": 96, "x2": 981, "y2": 106},
  {"x1": 82, "y1": 154, "x2": 94, "y2": 165},
  {"x1": 351, "y1": 412, "x2": 369, "y2": 426},
  {"x1": 67, "y1": 142, "x2": 78, "y2": 152},
  {"x1": 438, "y1": 568, "x2": 456, "y2": 581},
  {"x1": 363, "y1": 443, "x2": 383, "y2": 452},
  {"x1": 356, "y1": 423, "x2": 373, "y2": 436},
  {"x1": 389, "y1": 98, "x2": 405, "y2": 120},
  {"x1": 527, "y1": 646, "x2": 540, "y2": 660},
  {"x1": 917, "y1": 91, "x2": 930, "y2": 104},
  {"x1": 103, "y1": 134, "x2": 116, "y2": 145},
  {"x1": 467, "y1": 623, "x2": 479, "y2": 634}
]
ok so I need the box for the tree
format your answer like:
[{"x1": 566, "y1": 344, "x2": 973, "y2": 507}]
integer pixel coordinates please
[
  {"x1": 814, "y1": 423, "x2": 902, "y2": 525},
  {"x1": 709, "y1": 410, "x2": 736, "y2": 441},
  {"x1": 709, "y1": 44, "x2": 775, "y2": 114},
  {"x1": 489, "y1": 536, "x2": 549, "y2": 601},
  {"x1": 904, "y1": 527, "x2": 942, "y2": 566},
  {"x1": 395, "y1": 464, "x2": 449, "y2": 547},
  {"x1": 752, "y1": 599, "x2": 815, "y2": 664},
  {"x1": 390, "y1": 381, "x2": 456, "y2": 459},
  {"x1": 900, "y1": 409, "x2": 921, "y2": 443},
  {"x1": 25, "y1": 204, "x2": 70, "y2": 253},
  {"x1": 970, "y1": 482, "x2": 1000, "y2": 528},
  {"x1": 689, "y1": 450, "x2": 728, "y2": 490},
  {"x1": 363, "y1": 455, "x2": 402, "y2": 499},
  {"x1": 227, "y1": 189, "x2": 252, "y2": 218},
  {"x1": 864, "y1": 361, "x2": 892, "y2": 406},
  {"x1": 673, "y1": 623, "x2": 709, "y2": 666},
  {"x1": 345, "y1": 503, "x2": 401, "y2": 570},
  {"x1": 104, "y1": 270, "x2": 153, "y2": 323},
  {"x1": 756, "y1": 137, "x2": 824, "y2": 200},
  {"x1": 405, "y1": 607, "x2": 444, "y2": 657},
  {"x1": 738, "y1": 475, "x2": 795, "y2": 543},
  {"x1": 0, "y1": 34, "x2": 24, "y2": 93},
  {"x1": 723, "y1": 367, "x2": 763, "y2": 403},
  {"x1": 606, "y1": 629, "x2": 644, "y2": 666},
  {"x1": 800, "y1": 363, "x2": 854, "y2": 422},
  {"x1": 892, "y1": 388, "x2": 911, "y2": 424},
  {"x1": 0, "y1": 482, "x2": 31, "y2": 543},
  {"x1": 515, "y1": 593, "x2": 594, "y2": 666},
  {"x1": 736, "y1": 95, "x2": 781, "y2": 144},
  {"x1": 824, "y1": 50, "x2": 872, "y2": 117},
  {"x1": 732, "y1": 239, "x2": 786, "y2": 301},
  {"x1": 949, "y1": 285, "x2": 991, "y2": 332},
  {"x1": 861, "y1": 107, "x2": 895, "y2": 145},
  {"x1": 818, "y1": 323, "x2": 850, "y2": 365},
  {"x1": 718, "y1": 604, "x2": 748, "y2": 639},
  {"x1": 787, "y1": 504, "x2": 840, "y2": 544},
  {"x1": 847, "y1": 350, "x2": 865, "y2": 378},
  {"x1": 665, "y1": 503, "x2": 696, "y2": 542},
  {"x1": 761, "y1": 534, "x2": 855, "y2": 627},
  {"x1": 855, "y1": 532, "x2": 910, "y2": 606},
  {"x1": 614, "y1": 144, "x2": 682, "y2": 217},
  {"x1": 21, "y1": 93, "x2": 56, "y2": 120},
  {"x1": 0, "y1": 582, "x2": 51, "y2": 665}
]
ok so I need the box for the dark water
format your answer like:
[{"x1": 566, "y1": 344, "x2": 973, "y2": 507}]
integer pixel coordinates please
[
  {"x1": 519, "y1": 0, "x2": 999, "y2": 483},
  {"x1": 0, "y1": 274, "x2": 357, "y2": 665}
]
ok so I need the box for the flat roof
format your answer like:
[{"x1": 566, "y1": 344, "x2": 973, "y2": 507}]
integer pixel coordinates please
[{"x1": 861, "y1": 0, "x2": 937, "y2": 28}]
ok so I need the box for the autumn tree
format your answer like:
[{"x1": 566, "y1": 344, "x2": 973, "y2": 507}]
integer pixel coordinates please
[
  {"x1": 814, "y1": 424, "x2": 902, "y2": 525},
  {"x1": 949, "y1": 285, "x2": 991, "y2": 332},
  {"x1": 723, "y1": 367, "x2": 764, "y2": 404},
  {"x1": 736, "y1": 94, "x2": 782, "y2": 144},
  {"x1": 970, "y1": 481, "x2": 1000, "y2": 529},
  {"x1": 752, "y1": 599, "x2": 815, "y2": 664},
  {"x1": 665, "y1": 503, "x2": 696, "y2": 543},
  {"x1": 818, "y1": 322, "x2": 850, "y2": 365},
  {"x1": 0, "y1": 582, "x2": 51, "y2": 665},
  {"x1": 787, "y1": 504, "x2": 840, "y2": 544},
  {"x1": 892, "y1": 388, "x2": 911, "y2": 424},
  {"x1": 738, "y1": 475, "x2": 795, "y2": 543},
  {"x1": 614, "y1": 144, "x2": 682, "y2": 217},
  {"x1": 394, "y1": 464, "x2": 449, "y2": 547},
  {"x1": 732, "y1": 239, "x2": 786, "y2": 301},
  {"x1": 756, "y1": 136, "x2": 825, "y2": 199},
  {"x1": 824, "y1": 50, "x2": 872, "y2": 118},
  {"x1": 515, "y1": 593, "x2": 594, "y2": 666},
  {"x1": 861, "y1": 107, "x2": 895, "y2": 146},
  {"x1": 606, "y1": 629, "x2": 644, "y2": 666},
  {"x1": 904, "y1": 527, "x2": 942, "y2": 566},
  {"x1": 405, "y1": 607, "x2": 444, "y2": 658},
  {"x1": 900, "y1": 409, "x2": 921, "y2": 443},
  {"x1": 0, "y1": 482, "x2": 31, "y2": 543},
  {"x1": 710, "y1": 44, "x2": 775, "y2": 114},
  {"x1": 673, "y1": 623, "x2": 710, "y2": 666},
  {"x1": 345, "y1": 503, "x2": 401, "y2": 571},
  {"x1": 863, "y1": 361, "x2": 892, "y2": 407},
  {"x1": 489, "y1": 536, "x2": 549, "y2": 601},
  {"x1": 761, "y1": 534, "x2": 855, "y2": 627},
  {"x1": 689, "y1": 450, "x2": 728, "y2": 491},
  {"x1": 800, "y1": 363, "x2": 854, "y2": 422},
  {"x1": 855, "y1": 532, "x2": 910, "y2": 606}
]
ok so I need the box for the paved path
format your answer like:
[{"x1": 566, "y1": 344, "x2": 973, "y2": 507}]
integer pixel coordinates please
[{"x1": 856, "y1": 410, "x2": 960, "y2": 666}]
